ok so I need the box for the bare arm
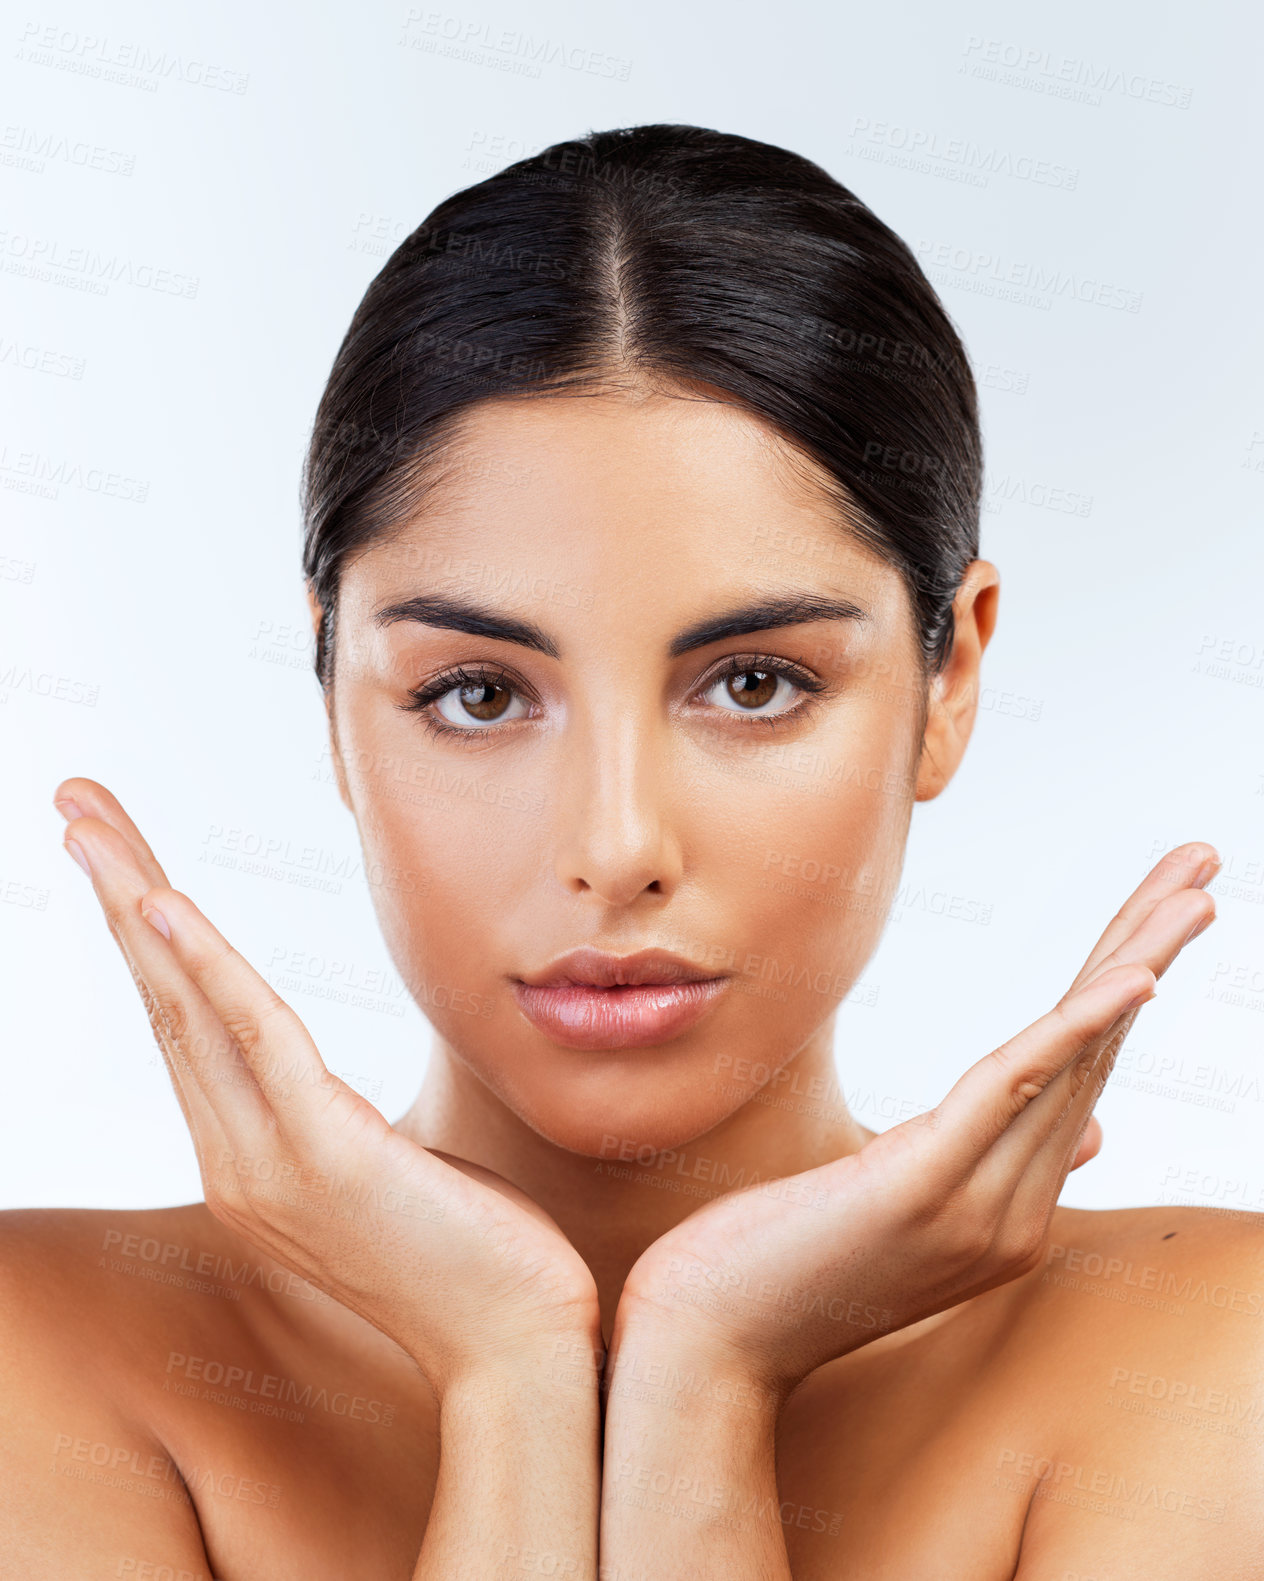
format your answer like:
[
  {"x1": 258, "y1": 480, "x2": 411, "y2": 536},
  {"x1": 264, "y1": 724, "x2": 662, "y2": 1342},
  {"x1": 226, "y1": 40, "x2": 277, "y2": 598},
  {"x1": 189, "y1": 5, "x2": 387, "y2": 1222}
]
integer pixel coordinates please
[
  {"x1": 417, "y1": 1347, "x2": 601, "y2": 1581},
  {"x1": 600, "y1": 1320, "x2": 788, "y2": 1581}
]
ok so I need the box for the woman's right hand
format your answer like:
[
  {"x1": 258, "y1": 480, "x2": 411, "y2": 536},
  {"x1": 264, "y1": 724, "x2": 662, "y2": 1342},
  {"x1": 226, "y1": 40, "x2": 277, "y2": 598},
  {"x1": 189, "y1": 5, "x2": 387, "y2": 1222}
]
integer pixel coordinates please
[{"x1": 53, "y1": 777, "x2": 602, "y2": 1392}]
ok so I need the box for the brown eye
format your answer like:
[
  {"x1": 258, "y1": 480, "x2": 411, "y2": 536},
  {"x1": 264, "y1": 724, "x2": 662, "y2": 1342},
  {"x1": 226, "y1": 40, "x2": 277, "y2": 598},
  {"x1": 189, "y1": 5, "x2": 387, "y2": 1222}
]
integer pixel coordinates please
[
  {"x1": 699, "y1": 658, "x2": 822, "y2": 722},
  {"x1": 453, "y1": 681, "x2": 512, "y2": 722},
  {"x1": 726, "y1": 669, "x2": 779, "y2": 709},
  {"x1": 429, "y1": 675, "x2": 530, "y2": 729}
]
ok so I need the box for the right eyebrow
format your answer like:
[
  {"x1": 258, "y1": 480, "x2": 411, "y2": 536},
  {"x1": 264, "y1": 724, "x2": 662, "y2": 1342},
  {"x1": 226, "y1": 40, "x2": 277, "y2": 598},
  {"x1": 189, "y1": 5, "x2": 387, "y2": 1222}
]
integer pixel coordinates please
[{"x1": 372, "y1": 595, "x2": 560, "y2": 658}]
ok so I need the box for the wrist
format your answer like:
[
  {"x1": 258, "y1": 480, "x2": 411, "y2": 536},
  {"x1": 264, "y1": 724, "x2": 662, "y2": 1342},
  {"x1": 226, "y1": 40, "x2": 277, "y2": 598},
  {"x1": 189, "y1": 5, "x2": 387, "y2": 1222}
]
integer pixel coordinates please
[
  {"x1": 618, "y1": 1258, "x2": 892, "y2": 1396},
  {"x1": 428, "y1": 1322, "x2": 605, "y2": 1409},
  {"x1": 608, "y1": 1303, "x2": 793, "y2": 1423}
]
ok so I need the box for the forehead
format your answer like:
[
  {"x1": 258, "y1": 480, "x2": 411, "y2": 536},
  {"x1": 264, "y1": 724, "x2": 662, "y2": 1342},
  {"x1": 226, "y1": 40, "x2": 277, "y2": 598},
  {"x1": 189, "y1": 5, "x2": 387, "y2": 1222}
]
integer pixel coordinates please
[{"x1": 337, "y1": 389, "x2": 905, "y2": 626}]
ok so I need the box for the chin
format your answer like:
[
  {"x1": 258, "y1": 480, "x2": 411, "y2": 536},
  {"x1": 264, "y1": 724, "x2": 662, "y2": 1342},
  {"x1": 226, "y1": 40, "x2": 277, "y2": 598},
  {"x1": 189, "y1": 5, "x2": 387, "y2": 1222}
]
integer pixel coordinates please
[{"x1": 484, "y1": 1041, "x2": 758, "y2": 1161}]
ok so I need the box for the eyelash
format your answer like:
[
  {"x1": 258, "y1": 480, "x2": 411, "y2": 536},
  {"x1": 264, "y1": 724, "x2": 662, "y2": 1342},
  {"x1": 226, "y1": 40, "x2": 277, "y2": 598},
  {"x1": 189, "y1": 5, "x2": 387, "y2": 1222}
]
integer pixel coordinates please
[{"x1": 399, "y1": 655, "x2": 830, "y2": 743}]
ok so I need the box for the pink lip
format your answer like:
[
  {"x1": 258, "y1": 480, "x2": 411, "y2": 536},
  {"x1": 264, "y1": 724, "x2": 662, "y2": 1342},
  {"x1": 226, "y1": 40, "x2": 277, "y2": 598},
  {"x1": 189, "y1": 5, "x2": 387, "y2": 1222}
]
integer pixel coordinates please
[{"x1": 512, "y1": 978, "x2": 729, "y2": 1050}]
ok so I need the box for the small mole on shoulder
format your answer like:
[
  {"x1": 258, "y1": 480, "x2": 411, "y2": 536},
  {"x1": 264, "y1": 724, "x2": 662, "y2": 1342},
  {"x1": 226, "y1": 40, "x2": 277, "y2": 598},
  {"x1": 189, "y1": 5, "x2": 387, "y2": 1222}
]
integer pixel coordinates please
[{"x1": 1161, "y1": 1231, "x2": 1178, "y2": 1239}]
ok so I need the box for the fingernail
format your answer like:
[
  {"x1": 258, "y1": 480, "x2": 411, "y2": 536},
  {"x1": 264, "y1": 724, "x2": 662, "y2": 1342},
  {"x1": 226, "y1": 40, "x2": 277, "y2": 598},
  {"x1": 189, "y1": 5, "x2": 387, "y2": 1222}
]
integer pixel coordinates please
[
  {"x1": 142, "y1": 906, "x2": 171, "y2": 941},
  {"x1": 1184, "y1": 913, "x2": 1214, "y2": 945},
  {"x1": 65, "y1": 838, "x2": 92, "y2": 877},
  {"x1": 54, "y1": 797, "x2": 84, "y2": 822},
  {"x1": 1192, "y1": 848, "x2": 1221, "y2": 887},
  {"x1": 1124, "y1": 986, "x2": 1157, "y2": 1011}
]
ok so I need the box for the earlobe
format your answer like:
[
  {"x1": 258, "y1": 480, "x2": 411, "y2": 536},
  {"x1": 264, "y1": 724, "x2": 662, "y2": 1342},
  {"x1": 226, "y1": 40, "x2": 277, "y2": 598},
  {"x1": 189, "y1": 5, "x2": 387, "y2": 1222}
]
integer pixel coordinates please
[
  {"x1": 305, "y1": 582, "x2": 353, "y2": 814},
  {"x1": 913, "y1": 676, "x2": 954, "y2": 803},
  {"x1": 305, "y1": 581, "x2": 324, "y2": 644},
  {"x1": 912, "y1": 560, "x2": 1001, "y2": 804},
  {"x1": 327, "y1": 718, "x2": 353, "y2": 814}
]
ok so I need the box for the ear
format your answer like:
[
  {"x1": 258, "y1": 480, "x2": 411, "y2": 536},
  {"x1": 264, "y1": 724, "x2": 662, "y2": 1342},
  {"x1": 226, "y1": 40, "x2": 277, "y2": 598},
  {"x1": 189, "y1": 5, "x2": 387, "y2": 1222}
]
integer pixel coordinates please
[
  {"x1": 914, "y1": 560, "x2": 1000, "y2": 802},
  {"x1": 306, "y1": 582, "x2": 353, "y2": 814}
]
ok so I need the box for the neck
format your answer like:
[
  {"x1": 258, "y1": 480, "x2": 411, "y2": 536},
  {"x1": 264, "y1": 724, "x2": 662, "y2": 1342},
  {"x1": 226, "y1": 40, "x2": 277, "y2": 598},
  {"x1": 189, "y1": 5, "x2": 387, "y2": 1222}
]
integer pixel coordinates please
[{"x1": 393, "y1": 1027, "x2": 874, "y2": 1339}]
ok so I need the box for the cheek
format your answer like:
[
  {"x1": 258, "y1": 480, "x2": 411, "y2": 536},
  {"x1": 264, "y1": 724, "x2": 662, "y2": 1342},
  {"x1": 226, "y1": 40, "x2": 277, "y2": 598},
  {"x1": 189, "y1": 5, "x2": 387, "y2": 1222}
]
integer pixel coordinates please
[
  {"x1": 700, "y1": 749, "x2": 912, "y2": 962},
  {"x1": 348, "y1": 760, "x2": 544, "y2": 993}
]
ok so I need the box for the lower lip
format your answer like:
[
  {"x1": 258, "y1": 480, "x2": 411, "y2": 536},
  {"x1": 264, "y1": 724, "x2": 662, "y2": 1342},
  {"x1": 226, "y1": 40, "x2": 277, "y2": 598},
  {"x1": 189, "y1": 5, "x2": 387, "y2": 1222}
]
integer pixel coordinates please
[{"x1": 512, "y1": 978, "x2": 729, "y2": 1050}]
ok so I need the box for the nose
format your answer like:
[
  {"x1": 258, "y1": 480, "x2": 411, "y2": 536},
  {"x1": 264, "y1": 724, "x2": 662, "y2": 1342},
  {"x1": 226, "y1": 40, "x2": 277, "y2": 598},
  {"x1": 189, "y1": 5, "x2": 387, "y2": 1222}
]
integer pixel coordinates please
[{"x1": 551, "y1": 704, "x2": 684, "y2": 907}]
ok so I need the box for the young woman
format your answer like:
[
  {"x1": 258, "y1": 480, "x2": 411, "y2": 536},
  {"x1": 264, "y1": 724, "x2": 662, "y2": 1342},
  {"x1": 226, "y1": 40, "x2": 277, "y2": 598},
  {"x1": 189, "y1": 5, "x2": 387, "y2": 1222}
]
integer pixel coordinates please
[{"x1": 6, "y1": 123, "x2": 1259, "y2": 1579}]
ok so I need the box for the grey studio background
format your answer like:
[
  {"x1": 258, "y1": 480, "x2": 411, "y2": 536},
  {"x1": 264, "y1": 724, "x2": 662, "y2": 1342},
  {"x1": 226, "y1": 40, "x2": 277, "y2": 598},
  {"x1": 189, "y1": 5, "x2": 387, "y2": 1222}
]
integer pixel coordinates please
[{"x1": 2, "y1": 0, "x2": 1261, "y2": 1214}]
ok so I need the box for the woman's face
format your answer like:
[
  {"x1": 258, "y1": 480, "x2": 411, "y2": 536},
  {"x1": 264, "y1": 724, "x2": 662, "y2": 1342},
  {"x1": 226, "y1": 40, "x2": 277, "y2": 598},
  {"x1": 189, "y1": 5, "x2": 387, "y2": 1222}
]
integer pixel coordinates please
[{"x1": 320, "y1": 386, "x2": 969, "y2": 1155}]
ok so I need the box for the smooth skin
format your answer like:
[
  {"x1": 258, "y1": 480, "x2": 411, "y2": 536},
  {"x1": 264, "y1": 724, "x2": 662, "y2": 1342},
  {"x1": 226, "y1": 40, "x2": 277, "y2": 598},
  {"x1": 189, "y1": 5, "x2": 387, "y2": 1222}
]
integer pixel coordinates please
[{"x1": 5, "y1": 382, "x2": 1262, "y2": 1578}]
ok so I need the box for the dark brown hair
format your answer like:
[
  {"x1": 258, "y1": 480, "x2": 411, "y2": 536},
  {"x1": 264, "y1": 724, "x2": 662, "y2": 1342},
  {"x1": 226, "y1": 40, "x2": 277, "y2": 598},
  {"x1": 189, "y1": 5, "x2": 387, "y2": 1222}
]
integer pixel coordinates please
[{"x1": 301, "y1": 122, "x2": 982, "y2": 691}]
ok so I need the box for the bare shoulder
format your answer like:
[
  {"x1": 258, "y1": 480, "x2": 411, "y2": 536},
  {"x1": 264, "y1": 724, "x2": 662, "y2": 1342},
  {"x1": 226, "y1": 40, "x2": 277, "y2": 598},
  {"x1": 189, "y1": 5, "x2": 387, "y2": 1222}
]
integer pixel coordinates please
[
  {"x1": 1030, "y1": 1200, "x2": 1264, "y2": 1355},
  {"x1": 0, "y1": 1204, "x2": 216, "y2": 1572},
  {"x1": 0, "y1": 1200, "x2": 236, "y2": 1332},
  {"x1": 1009, "y1": 1202, "x2": 1264, "y2": 1575},
  {"x1": 1043, "y1": 1199, "x2": 1264, "y2": 1296}
]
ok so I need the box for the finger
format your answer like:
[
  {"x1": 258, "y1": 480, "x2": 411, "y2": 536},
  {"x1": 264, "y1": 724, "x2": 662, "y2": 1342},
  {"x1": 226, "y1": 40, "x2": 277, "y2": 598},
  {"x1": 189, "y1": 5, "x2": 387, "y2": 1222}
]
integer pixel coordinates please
[
  {"x1": 928, "y1": 960, "x2": 1156, "y2": 1185},
  {"x1": 988, "y1": 880, "x2": 1215, "y2": 1178},
  {"x1": 1066, "y1": 841, "x2": 1220, "y2": 996},
  {"x1": 54, "y1": 777, "x2": 171, "y2": 890},
  {"x1": 64, "y1": 816, "x2": 268, "y2": 1138},
  {"x1": 885, "y1": 849, "x2": 1220, "y2": 1225},
  {"x1": 930, "y1": 868, "x2": 1216, "y2": 1182},
  {"x1": 135, "y1": 881, "x2": 344, "y2": 1128}
]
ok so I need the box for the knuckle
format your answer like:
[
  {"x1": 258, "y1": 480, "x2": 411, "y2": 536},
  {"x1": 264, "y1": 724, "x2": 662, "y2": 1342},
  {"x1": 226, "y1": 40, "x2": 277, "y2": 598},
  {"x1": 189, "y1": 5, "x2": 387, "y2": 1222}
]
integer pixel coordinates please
[
  {"x1": 149, "y1": 988, "x2": 191, "y2": 1045},
  {"x1": 220, "y1": 1005, "x2": 267, "y2": 1059},
  {"x1": 203, "y1": 1162, "x2": 260, "y2": 1227},
  {"x1": 254, "y1": 989, "x2": 291, "y2": 1029},
  {"x1": 936, "y1": 1189, "x2": 998, "y2": 1265},
  {"x1": 204, "y1": 1187, "x2": 253, "y2": 1239},
  {"x1": 200, "y1": 1173, "x2": 236, "y2": 1221},
  {"x1": 1046, "y1": 996, "x2": 1099, "y2": 1060},
  {"x1": 993, "y1": 1215, "x2": 1047, "y2": 1274},
  {"x1": 220, "y1": 992, "x2": 290, "y2": 1062},
  {"x1": 986, "y1": 1042, "x2": 1053, "y2": 1114},
  {"x1": 1065, "y1": 1050, "x2": 1098, "y2": 1101},
  {"x1": 1045, "y1": 996, "x2": 1080, "y2": 1038}
]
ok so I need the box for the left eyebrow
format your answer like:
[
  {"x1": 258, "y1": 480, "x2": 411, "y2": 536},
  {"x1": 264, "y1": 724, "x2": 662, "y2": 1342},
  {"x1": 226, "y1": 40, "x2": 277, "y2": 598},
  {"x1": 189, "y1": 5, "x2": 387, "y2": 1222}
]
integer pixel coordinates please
[{"x1": 668, "y1": 593, "x2": 871, "y2": 657}]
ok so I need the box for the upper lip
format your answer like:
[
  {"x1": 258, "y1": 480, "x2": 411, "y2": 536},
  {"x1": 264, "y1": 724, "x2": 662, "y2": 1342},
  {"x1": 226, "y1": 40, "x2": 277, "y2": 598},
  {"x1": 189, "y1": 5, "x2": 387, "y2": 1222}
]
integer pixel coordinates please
[{"x1": 517, "y1": 947, "x2": 726, "y2": 989}]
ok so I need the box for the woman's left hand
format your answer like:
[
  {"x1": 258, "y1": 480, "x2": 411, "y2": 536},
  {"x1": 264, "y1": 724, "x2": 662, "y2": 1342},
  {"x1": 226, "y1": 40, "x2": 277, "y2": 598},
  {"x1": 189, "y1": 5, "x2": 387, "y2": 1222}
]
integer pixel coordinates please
[{"x1": 611, "y1": 841, "x2": 1220, "y2": 1399}]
